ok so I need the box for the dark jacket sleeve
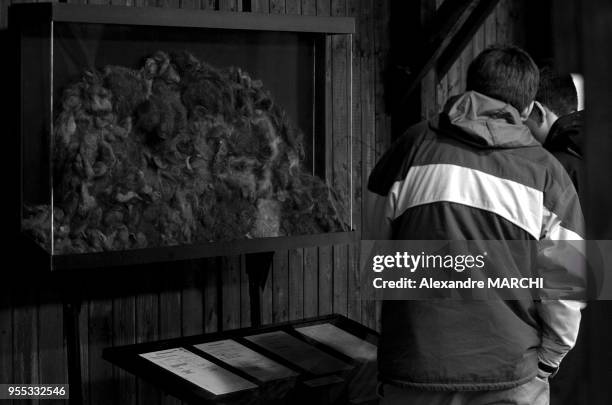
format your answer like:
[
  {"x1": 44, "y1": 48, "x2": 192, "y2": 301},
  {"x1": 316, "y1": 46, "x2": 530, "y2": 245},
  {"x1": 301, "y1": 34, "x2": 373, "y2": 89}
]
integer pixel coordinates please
[{"x1": 552, "y1": 151, "x2": 583, "y2": 194}]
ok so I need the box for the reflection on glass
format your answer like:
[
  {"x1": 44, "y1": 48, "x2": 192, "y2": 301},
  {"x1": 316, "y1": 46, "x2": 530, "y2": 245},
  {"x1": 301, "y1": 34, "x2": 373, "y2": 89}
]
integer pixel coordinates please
[{"x1": 21, "y1": 23, "x2": 349, "y2": 254}]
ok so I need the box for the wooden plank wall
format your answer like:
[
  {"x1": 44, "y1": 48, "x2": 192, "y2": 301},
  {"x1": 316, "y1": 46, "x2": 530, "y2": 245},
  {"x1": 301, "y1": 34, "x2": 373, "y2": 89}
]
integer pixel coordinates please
[
  {"x1": 0, "y1": 1, "x2": 527, "y2": 403},
  {"x1": 421, "y1": 0, "x2": 526, "y2": 120},
  {"x1": 0, "y1": 0, "x2": 388, "y2": 404}
]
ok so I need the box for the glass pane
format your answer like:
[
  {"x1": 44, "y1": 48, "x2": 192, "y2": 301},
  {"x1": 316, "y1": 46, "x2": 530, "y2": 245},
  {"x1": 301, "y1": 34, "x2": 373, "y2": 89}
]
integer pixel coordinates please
[{"x1": 21, "y1": 21, "x2": 350, "y2": 256}]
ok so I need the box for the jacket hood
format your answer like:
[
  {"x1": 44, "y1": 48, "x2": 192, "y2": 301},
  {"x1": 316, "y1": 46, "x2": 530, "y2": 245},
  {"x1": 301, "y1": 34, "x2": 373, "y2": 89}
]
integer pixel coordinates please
[
  {"x1": 437, "y1": 91, "x2": 539, "y2": 149},
  {"x1": 544, "y1": 110, "x2": 584, "y2": 159}
]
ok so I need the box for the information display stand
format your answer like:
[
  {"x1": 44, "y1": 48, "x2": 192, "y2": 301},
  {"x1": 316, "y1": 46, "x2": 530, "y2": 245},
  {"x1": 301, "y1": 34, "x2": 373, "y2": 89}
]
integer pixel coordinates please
[{"x1": 103, "y1": 315, "x2": 378, "y2": 405}]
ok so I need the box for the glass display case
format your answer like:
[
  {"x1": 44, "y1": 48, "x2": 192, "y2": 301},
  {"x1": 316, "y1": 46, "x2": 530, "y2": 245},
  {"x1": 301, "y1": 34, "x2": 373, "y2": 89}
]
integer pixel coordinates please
[{"x1": 12, "y1": 3, "x2": 356, "y2": 270}]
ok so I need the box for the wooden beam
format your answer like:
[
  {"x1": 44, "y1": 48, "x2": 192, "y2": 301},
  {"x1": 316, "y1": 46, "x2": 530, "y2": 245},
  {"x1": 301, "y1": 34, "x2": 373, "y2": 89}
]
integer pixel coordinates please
[
  {"x1": 436, "y1": 0, "x2": 502, "y2": 79},
  {"x1": 395, "y1": 0, "x2": 477, "y2": 111},
  {"x1": 395, "y1": 0, "x2": 501, "y2": 112}
]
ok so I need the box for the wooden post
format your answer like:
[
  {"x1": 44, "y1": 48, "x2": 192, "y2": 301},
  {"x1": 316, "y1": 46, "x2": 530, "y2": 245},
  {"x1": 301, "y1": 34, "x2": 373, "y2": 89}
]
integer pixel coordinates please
[{"x1": 582, "y1": 0, "x2": 612, "y2": 403}]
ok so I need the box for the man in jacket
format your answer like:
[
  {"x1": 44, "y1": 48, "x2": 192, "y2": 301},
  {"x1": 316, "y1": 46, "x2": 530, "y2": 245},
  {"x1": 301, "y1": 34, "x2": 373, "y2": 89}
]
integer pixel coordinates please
[
  {"x1": 526, "y1": 68, "x2": 583, "y2": 192},
  {"x1": 526, "y1": 69, "x2": 593, "y2": 405},
  {"x1": 368, "y1": 46, "x2": 585, "y2": 404}
]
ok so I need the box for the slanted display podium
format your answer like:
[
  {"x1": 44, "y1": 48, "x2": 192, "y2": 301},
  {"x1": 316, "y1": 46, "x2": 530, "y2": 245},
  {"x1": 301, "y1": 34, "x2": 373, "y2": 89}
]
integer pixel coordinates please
[{"x1": 103, "y1": 315, "x2": 378, "y2": 405}]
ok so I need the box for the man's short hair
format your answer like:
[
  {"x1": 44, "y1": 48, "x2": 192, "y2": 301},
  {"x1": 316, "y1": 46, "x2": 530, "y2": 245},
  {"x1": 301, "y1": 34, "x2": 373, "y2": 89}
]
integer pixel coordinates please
[
  {"x1": 535, "y1": 67, "x2": 577, "y2": 117},
  {"x1": 466, "y1": 45, "x2": 539, "y2": 112}
]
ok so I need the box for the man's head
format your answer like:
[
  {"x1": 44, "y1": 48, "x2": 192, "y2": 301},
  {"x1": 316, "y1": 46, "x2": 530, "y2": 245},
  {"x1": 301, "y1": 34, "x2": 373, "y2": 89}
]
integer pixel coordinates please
[
  {"x1": 525, "y1": 68, "x2": 578, "y2": 143},
  {"x1": 466, "y1": 45, "x2": 539, "y2": 120}
]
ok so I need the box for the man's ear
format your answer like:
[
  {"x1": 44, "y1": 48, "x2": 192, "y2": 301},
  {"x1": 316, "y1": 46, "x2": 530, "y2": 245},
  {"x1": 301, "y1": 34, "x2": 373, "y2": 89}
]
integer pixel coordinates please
[
  {"x1": 524, "y1": 101, "x2": 558, "y2": 144},
  {"x1": 532, "y1": 101, "x2": 547, "y2": 126},
  {"x1": 520, "y1": 101, "x2": 536, "y2": 122}
]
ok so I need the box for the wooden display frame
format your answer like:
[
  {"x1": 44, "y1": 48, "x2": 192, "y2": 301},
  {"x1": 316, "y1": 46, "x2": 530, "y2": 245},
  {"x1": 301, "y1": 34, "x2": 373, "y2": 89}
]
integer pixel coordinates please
[
  {"x1": 12, "y1": 2, "x2": 357, "y2": 271},
  {"x1": 11, "y1": 2, "x2": 354, "y2": 33}
]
